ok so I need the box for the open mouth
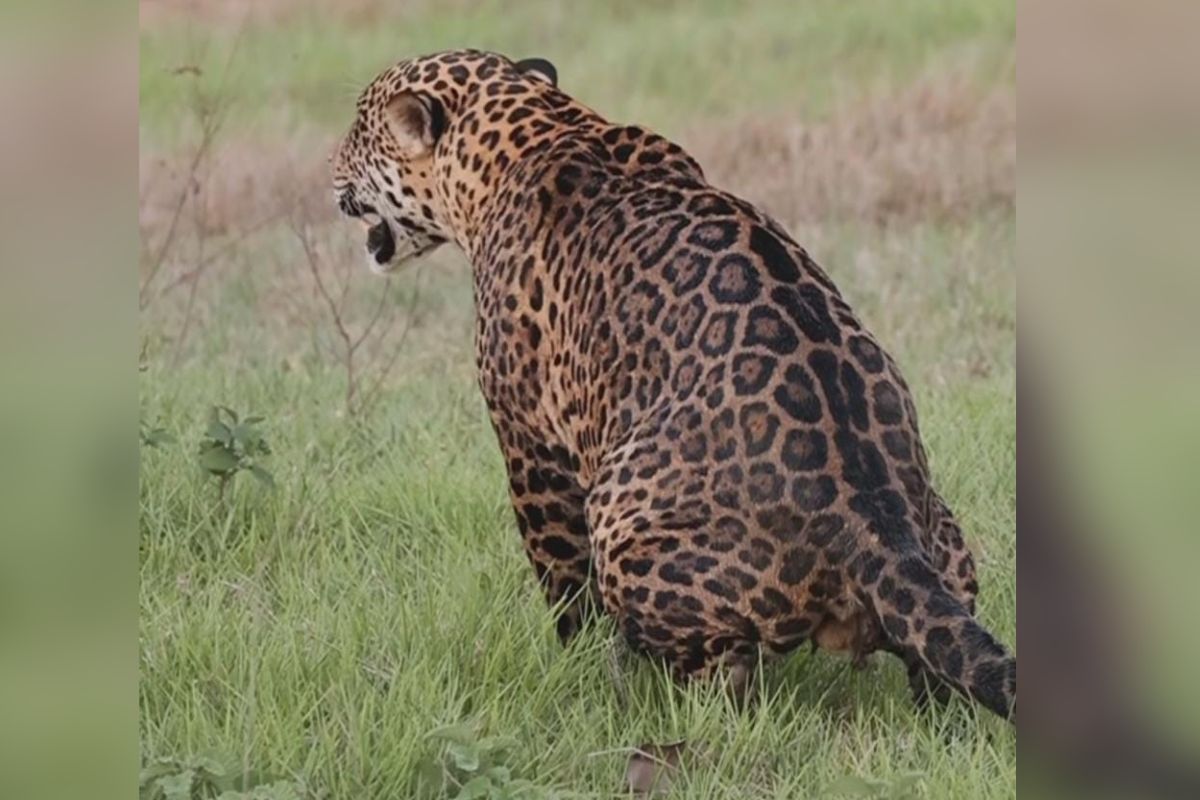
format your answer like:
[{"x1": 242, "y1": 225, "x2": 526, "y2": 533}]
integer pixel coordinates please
[{"x1": 366, "y1": 219, "x2": 396, "y2": 265}]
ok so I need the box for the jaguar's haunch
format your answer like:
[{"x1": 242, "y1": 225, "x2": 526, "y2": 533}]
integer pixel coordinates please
[{"x1": 332, "y1": 49, "x2": 1015, "y2": 720}]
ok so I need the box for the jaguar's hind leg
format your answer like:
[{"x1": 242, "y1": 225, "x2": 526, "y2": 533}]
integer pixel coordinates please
[{"x1": 498, "y1": 435, "x2": 599, "y2": 643}]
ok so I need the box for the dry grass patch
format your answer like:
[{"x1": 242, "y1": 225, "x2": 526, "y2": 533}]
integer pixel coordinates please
[
  {"x1": 687, "y1": 73, "x2": 1014, "y2": 229},
  {"x1": 139, "y1": 131, "x2": 336, "y2": 241},
  {"x1": 139, "y1": 69, "x2": 1013, "y2": 250},
  {"x1": 139, "y1": 0, "x2": 489, "y2": 30}
]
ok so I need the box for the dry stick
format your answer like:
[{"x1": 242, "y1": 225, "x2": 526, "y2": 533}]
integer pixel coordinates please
[
  {"x1": 138, "y1": 127, "x2": 216, "y2": 310},
  {"x1": 294, "y1": 221, "x2": 384, "y2": 415},
  {"x1": 171, "y1": 214, "x2": 208, "y2": 367},
  {"x1": 343, "y1": 277, "x2": 392, "y2": 414},
  {"x1": 171, "y1": 144, "x2": 218, "y2": 367},
  {"x1": 139, "y1": 19, "x2": 245, "y2": 311},
  {"x1": 293, "y1": 217, "x2": 425, "y2": 417},
  {"x1": 153, "y1": 211, "x2": 285, "y2": 301},
  {"x1": 295, "y1": 221, "x2": 355, "y2": 410},
  {"x1": 356, "y1": 267, "x2": 426, "y2": 418}
]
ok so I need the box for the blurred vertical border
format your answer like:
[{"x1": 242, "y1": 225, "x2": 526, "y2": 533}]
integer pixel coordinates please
[
  {"x1": 0, "y1": 1, "x2": 137, "y2": 800},
  {"x1": 1021, "y1": 0, "x2": 1200, "y2": 797}
]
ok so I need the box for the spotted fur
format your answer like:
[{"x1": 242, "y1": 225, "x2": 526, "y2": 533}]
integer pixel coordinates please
[{"x1": 332, "y1": 50, "x2": 1015, "y2": 720}]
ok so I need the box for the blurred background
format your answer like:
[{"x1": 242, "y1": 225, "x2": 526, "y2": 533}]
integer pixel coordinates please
[{"x1": 0, "y1": 0, "x2": 1194, "y2": 797}]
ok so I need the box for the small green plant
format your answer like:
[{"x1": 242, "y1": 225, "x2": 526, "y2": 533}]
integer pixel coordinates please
[
  {"x1": 419, "y1": 724, "x2": 552, "y2": 800},
  {"x1": 139, "y1": 754, "x2": 309, "y2": 800},
  {"x1": 197, "y1": 406, "x2": 274, "y2": 501},
  {"x1": 141, "y1": 421, "x2": 177, "y2": 449}
]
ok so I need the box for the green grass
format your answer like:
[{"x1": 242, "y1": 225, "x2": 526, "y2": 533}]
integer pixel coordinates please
[
  {"x1": 139, "y1": 0, "x2": 1014, "y2": 145},
  {"x1": 140, "y1": 2, "x2": 1015, "y2": 797}
]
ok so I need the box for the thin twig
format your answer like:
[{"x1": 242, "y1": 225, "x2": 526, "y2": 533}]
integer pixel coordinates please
[
  {"x1": 139, "y1": 18, "x2": 245, "y2": 311},
  {"x1": 153, "y1": 210, "x2": 284, "y2": 300},
  {"x1": 293, "y1": 220, "x2": 359, "y2": 411},
  {"x1": 356, "y1": 267, "x2": 426, "y2": 417}
]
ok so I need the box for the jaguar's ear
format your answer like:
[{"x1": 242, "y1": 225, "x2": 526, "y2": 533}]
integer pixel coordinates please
[
  {"x1": 515, "y1": 57, "x2": 557, "y2": 87},
  {"x1": 383, "y1": 90, "x2": 446, "y2": 157}
]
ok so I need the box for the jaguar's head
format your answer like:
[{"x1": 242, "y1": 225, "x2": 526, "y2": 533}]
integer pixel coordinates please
[{"x1": 330, "y1": 50, "x2": 557, "y2": 274}]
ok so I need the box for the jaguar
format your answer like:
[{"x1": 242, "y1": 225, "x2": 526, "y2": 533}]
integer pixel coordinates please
[{"x1": 331, "y1": 49, "x2": 1016, "y2": 720}]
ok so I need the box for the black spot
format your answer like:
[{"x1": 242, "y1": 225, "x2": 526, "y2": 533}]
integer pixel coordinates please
[
  {"x1": 781, "y1": 428, "x2": 828, "y2": 471},
  {"x1": 643, "y1": 623, "x2": 673, "y2": 642},
  {"x1": 732, "y1": 353, "x2": 776, "y2": 396},
  {"x1": 670, "y1": 355, "x2": 701, "y2": 399},
  {"x1": 755, "y1": 505, "x2": 805, "y2": 542},
  {"x1": 872, "y1": 381, "x2": 905, "y2": 425},
  {"x1": 924, "y1": 626, "x2": 956, "y2": 670},
  {"x1": 749, "y1": 225, "x2": 800, "y2": 282},
  {"x1": 723, "y1": 566, "x2": 758, "y2": 590},
  {"x1": 554, "y1": 164, "x2": 582, "y2": 195},
  {"x1": 771, "y1": 284, "x2": 841, "y2": 345},
  {"x1": 747, "y1": 463, "x2": 785, "y2": 503},
  {"x1": 839, "y1": 360, "x2": 870, "y2": 431},
  {"x1": 542, "y1": 535, "x2": 579, "y2": 560},
  {"x1": 636, "y1": 215, "x2": 689, "y2": 269},
  {"x1": 779, "y1": 548, "x2": 815, "y2": 585},
  {"x1": 687, "y1": 220, "x2": 740, "y2": 252},
  {"x1": 750, "y1": 587, "x2": 793, "y2": 618},
  {"x1": 739, "y1": 403, "x2": 780, "y2": 457},
  {"x1": 882, "y1": 614, "x2": 908, "y2": 641},
  {"x1": 737, "y1": 545, "x2": 772, "y2": 571},
  {"x1": 621, "y1": 558, "x2": 654, "y2": 577},
  {"x1": 807, "y1": 350, "x2": 847, "y2": 427},
  {"x1": 925, "y1": 591, "x2": 961, "y2": 618},
  {"x1": 712, "y1": 465, "x2": 744, "y2": 509},
  {"x1": 898, "y1": 556, "x2": 940, "y2": 590},
  {"x1": 709, "y1": 253, "x2": 761, "y2": 303},
  {"x1": 681, "y1": 431, "x2": 705, "y2": 462},
  {"x1": 743, "y1": 305, "x2": 798, "y2": 354},
  {"x1": 858, "y1": 553, "x2": 886, "y2": 585},
  {"x1": 848, "y1": 335, "x2": 885, "y2": 374},
  {"x1": 804, "y1": 514, "x2": 844, "y2": 547},
  {"x1": 774, "y1": 363, "x2": 822, "y2": 423},
  {"x1": 893, "y1": 589, "x2": 916, "y2": 615},
  {"x1": 659, "y1": 561, "x2": 694, "y2": 586},
  {"x1": 703, "y1": 578, "x2": 738, "y2": 601},
  {"x1": 847, "y1": 489, "x2": 912, "y2": 551},
  {"x1": 671, "y1": 295, "x2": 709, "y2": 349},
  {"x1": 525, "y1": 505, "x2": 546, "y2": 532},
  {"x1": 699, "y1": 310, "x2": 737, "y2": 357},
  {"x1": 835, "y1": 431, "x2": 889, "y2": 491},
  {"x1": 686, "y1": 194, "x2": 735, "y2": 217},
  {"x1": 662, "y1": 249, "x2": 711, "y2": 296},
  {"x1": 882, "y1": 430, "x2": 913, "y2": 461},
  {"x1": 775, "y1": 617, "x2": 812, "y2": 638},
  {"x1": 791, "y1": 475, "x2": 837, "y2": 511},
  {"x1": 710, "y1": 408, "x2": 738, "y2": 460},
  {"x1": 652, "y1": 590, "x2": 679, "y2": 610},
  {"x1": 507, "y1": 106, "x2": 534, "y2": 124}
]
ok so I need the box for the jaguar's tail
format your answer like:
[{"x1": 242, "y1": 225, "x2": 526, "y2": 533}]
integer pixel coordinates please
[{"x1": 862, "y1": 540, "x2": 1015, "y2": 721}]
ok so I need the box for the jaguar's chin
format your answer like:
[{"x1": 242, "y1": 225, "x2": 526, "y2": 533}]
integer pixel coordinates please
[
  {"x1": 362, "y1": 219, "x2": 443, "y2": 275},
  {"x1": 366, "y1": 219, "x2": 396, "y2": 268}
]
